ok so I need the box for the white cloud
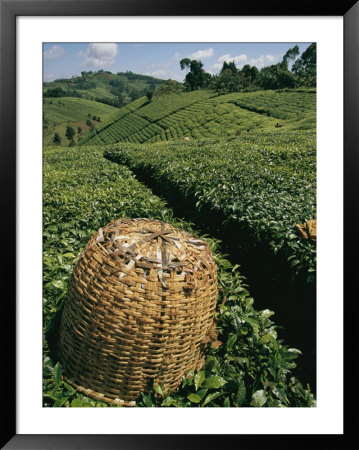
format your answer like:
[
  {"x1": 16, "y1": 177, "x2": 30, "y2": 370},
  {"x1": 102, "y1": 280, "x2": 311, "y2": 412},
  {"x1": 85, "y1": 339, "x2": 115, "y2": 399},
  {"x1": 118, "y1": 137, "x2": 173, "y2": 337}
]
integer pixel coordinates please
[
  {"x1": 212, "y1": 52, "x2": 284, "y2": 71},
  {"x1": 142, "y1": 52, "x2": 184, "y2": 81},
  {"x1": 189, "y1": 48, "x2": 214, "y2": 59},
  {"x1": 248, "y1": 53, "x2": 284, "y2": 69},
  {"x1": 43, "y1": 45, "x2": 65, "y2": 60},
  {"x1": 233, "y1": 54, "x2": 248, "y2": 64},
  {"x1": 81, "y1": 43, "x2": 118, "y2": 68},
  {"x1": 145, "y1": 69, "x2": 182, "y2": 82},
  {"x1": 217, "y1": 54, "x2": 231, "y2": 63},
  {"x1": 212, "y1": 53, "x2": 248, "y2": 71}
]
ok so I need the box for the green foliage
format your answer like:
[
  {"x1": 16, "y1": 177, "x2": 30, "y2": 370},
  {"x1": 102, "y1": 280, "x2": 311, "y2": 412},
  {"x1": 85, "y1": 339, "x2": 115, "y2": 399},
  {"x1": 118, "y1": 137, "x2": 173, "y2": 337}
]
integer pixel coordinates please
[
  {"x1": 43, "y1": 145, "x2": 315, "y2": 407},
  {"x1": 42, "y1": 97, "x2": 120, "y2": 146},
  {"x1": 43, "y1": 69, "x2": 166, "y2": 105},
  {"x1": 146, "y1": 89, "x2": 154, "y2": 101},
  {"x1": 83, "y1": 89, "x2": 315, "y2": 146},
  {"x1": 154, "y1": 79, "x2": 184, "y2": 97},
  {"x1": 292, "y1": 43, "x2": 316, "y2": 87},
  {"x1": 44, "y1": 86, "x2": 68, "y2": 98},
  {"x1": 180, "y1": 58, "x2": 212, "y2": 91},
  {"x1": 65, "y1": 125, "x2": 75, "y2": 141},
  {"x1": 257, "y1": 64, "x2": 296, "y2": 90},
  {"x1": 104, "y1": 132, "x2": 316, "y2": 282},
  {"x1": 53, "y1": 132, "x2": 61, "y2": 144},
  {"x1": 213, "y1": 44, "x2": 315, "y2": 93}
]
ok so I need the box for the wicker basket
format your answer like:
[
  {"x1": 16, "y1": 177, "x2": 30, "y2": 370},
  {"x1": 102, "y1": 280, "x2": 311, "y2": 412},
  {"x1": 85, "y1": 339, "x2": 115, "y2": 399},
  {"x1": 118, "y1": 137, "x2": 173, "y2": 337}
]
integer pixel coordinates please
[{"x1": 59, "y1": 218, "x2": 218, "y2": 406}]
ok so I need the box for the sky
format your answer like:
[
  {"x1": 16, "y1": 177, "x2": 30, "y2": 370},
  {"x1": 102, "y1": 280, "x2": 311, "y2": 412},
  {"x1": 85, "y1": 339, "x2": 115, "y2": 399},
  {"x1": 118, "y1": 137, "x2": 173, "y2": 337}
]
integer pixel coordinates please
[{"x1": 43, "y1": 42, "x2": 312, "y2": 82}]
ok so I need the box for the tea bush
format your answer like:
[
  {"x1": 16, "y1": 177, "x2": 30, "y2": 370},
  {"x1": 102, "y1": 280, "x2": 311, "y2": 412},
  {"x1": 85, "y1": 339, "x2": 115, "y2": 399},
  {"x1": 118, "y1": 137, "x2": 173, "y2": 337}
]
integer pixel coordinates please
[
  {"x1": 104, "y1": 132, "x2": 316, "y2": 283},
  {"x1": 43, "y1": 145, "x2": 315, "y2": 407}
]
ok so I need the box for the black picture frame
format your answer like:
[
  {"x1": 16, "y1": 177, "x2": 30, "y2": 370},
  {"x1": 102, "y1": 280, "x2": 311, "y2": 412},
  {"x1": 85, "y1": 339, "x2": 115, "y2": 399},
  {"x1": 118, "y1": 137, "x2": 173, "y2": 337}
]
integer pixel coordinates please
[{"x1": 1, "y1": 0, "x2": 356, "y2": 448}]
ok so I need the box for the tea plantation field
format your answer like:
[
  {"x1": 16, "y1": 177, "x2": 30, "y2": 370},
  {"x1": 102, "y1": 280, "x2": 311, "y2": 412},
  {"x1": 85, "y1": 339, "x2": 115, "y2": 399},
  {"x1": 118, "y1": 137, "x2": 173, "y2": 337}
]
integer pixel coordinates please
[
  {"x1": 81, "y1": 89, "x2": 315, "y2": 145},
  {"x1": 43, "y1": 145, "x2": 315, "y2": 407},
  {"x1": 104, "y1": 132, "x2": 316, "y2": 283}
]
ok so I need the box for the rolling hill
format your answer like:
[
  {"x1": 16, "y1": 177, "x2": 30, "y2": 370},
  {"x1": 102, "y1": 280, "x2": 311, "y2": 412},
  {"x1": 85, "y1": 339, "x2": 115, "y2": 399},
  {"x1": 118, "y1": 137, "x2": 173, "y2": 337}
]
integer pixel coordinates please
[
  {"x1": 43, "y1": 97, "x2": 121, "y2": 146},
  {"x1": 79, "y1": 88, "x2": 316, "y2": 146},
  {"x1": 43, "y1": 70, "x2": 168, "y2": 145},
  {"x1": 43, "y1": 70, "x2": 166, "y2": 103}
]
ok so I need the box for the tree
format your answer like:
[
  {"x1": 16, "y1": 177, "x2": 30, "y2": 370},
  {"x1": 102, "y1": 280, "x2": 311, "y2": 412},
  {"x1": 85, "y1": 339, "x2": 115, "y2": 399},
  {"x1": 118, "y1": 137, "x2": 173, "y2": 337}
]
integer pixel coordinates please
[
  {"x1": 53, "y1": 132, "x2": 61, "y2": 144},
  {"x1": 180, "y1": 58, "x2": 209, "y2": 91},
  {"x1": 65, "y1": 125, "x2": 75, "y2": 141},
  {"x1": 220, "y1": 61, "x2": 238, "y2": 75},
  {"x1": 239, "y1": 65, "x2": 259, "y2": 86},
  {"x1": 179, "y1": 58, "x2": 191, "y2": 71},
  {"x1": 292, "y1": 43, "x2": 316, "y2": 87},
  {"x1": 155, "y1": 79, "x2": 184, "y2": 97},
  {"x1": 146, "y1": 89, "x2": 154, "y2": 101},
  {"x1": 129, "y1": 89, "x2": 140, "y2": 101},
  {"x1": 215, "y1": 69, "x2": 242, "y2": 93},
  {"x1": 281, "y1": 45, "x2": 300, "y2": 70},
  {"x1": 44, "y1": 86, "x2": 67, "y2": 98},
  {"x1": 300, "y1": 43, "x2": 316, "y2": 70},
  {"x1": 77, "y1": 126, "x2": 82, "y2": 134}
]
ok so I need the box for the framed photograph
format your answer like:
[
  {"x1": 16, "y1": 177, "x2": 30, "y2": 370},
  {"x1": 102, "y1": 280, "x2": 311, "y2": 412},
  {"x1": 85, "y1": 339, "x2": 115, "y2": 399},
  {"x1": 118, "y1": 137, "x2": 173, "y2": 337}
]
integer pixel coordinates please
[{"x1": 1, "y1": 0, "x2": 356, "y2": 448}]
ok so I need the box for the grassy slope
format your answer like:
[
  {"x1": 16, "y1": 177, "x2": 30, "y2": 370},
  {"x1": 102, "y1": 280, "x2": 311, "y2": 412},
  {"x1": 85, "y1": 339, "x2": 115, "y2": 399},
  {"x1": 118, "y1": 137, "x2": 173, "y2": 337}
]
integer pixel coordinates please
[
  {"x1": 43, "y1": 71, "x2": 165, "y2": 101},
  {"x1": 83, "y1": 88, "x2": 316, "y2": 146},
  {"x1": 43, "y1": 97, "x2": 120, "y2": 146}
]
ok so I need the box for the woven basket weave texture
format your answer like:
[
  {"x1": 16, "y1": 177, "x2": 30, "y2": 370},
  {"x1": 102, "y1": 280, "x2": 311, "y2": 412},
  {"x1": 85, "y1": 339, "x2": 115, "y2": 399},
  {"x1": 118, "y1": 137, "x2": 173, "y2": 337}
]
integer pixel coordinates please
[{"x1": 59, "y1": 218, "x2": 218, "y2": 405}]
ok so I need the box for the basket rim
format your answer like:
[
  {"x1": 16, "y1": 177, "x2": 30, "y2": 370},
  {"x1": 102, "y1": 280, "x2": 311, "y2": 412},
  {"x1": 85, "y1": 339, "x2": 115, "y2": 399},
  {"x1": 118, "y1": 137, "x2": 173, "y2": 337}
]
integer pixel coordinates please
[{"x1": 63, "y1": 375, "x2": 137, "y2": 407}]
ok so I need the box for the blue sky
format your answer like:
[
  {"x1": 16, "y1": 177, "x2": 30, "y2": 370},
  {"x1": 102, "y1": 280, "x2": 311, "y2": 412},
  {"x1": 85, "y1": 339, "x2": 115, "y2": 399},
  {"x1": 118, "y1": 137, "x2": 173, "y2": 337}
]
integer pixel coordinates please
[{"x1": 43, "y1": 42, "x2": 312, "y2": 82}]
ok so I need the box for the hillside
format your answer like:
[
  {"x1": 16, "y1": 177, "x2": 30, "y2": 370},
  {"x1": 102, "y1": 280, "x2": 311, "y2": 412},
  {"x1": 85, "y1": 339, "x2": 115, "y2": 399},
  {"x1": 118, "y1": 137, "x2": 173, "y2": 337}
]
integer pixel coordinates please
[
  {"x1": 43, "y1": 70, "x2": 169, "y2": 145},
  {"x1": 80, "y1": 88, "x2": 316, "y2": 146},
  {"x1": 43, "y1": 70, "x2": 166, "y2": 105},
  {"x1": 43, "y1": 97, "x2": 121, "y2": 146}
]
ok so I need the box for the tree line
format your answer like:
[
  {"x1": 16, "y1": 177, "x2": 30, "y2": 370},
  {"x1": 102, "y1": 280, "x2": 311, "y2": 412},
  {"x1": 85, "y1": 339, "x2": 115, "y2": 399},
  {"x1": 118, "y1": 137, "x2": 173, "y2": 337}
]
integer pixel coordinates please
[{"x1": 179, "y1": 44, "x2": 316, "y2": 93}]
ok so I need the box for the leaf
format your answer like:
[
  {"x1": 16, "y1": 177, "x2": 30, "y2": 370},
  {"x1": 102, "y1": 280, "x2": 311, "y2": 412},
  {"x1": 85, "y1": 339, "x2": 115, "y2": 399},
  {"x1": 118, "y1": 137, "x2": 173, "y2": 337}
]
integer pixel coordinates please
[
  {"x1": 62, "y1": 252, "x2": 75, "y2": 258},
  {"x1": 53, "y1": 396, "x2": 69, "y2": 407},
  {"x1": 64, "y1": 382, "x2": 76, "y2": 393},
  {"x1": 202, "y1": 391, "x2": 223, "y2": 406},
  {"x1": 272, "y1": 387, "x2": 288, "y2": 404},
  {"x1": 71, "y1": 398, "x2": 84, "y2": 407},
  {"x1": 243, "y1": 317, "x2": 260, "y2": 338},
  {"x1": 194, "y1": 371, "x2": 205, "y2": 391},
  {"x1": 223, "y1": 397, "x2": 230, "y2": 407},
  {"x1": 226, "y1": 334, "x2": 237, "y2": 350},
  {"x1": 153, "y1": 382, "x2": 165, "y2": 396},
  {"x1": 161, "y1": 396, "x2": 176, "y2": 407},
  {"x1": 53, "y1": 362, "x2": 62, "y2": 387},
  {"x1": 51, "y1": 280, "x2": 67, "y2": 290},
  {"x1": 250, "y1": 390, "x2": 268, "y2": 407},
  {"x1": 141, "y1": 392, "x2": 154, "y2": 407},
  {"x1": 204, "y1": 356, "x2": 218, "y2": 373},
  {"x1": 233, "y1": 380, "x2": 246, "y2": 407},
  {"x1": 260, "y1": 309, "x2": 275, "y2": 319},
  {"x1": 187, "y1": 393, "x2": 201, "y2": 403},
  {"x1": 202, "y1": 376, "x2": 227, "y2": 389},
  {"x1": 196, "y1": 389, "x2": 208, "y2": 400}
]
